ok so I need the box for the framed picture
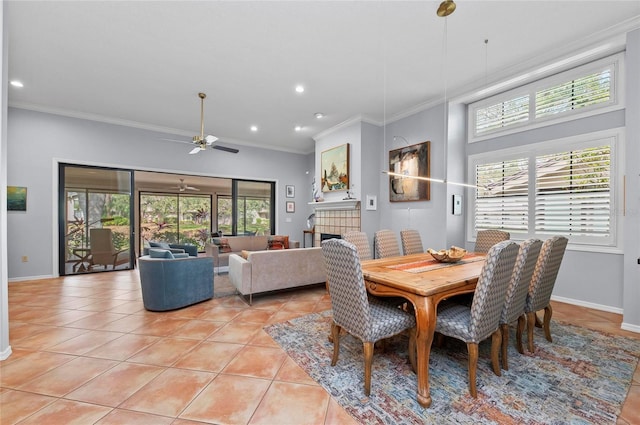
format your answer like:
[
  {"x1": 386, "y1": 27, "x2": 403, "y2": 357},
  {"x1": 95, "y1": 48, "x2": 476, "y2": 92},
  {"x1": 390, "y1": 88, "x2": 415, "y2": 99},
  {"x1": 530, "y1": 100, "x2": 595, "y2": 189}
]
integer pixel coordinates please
[
  {"x1": 388, "y1": 141, "x2": 430, "y2": 202},
  {"x1": 366, "y1": 195, "x2": 377, "y2": 211},
  {"x1": 321, "y1": 143, "x2": 349, "y2": 192},
  {"x1": 7, "y1": 186, "x2": 27, "y2": 211},
  {"x1": 286, "y1": 201, "x2": 295, "y2": 213},
  {"x1": 286, "y1": 185, "x2": 295, "y2": 198}
]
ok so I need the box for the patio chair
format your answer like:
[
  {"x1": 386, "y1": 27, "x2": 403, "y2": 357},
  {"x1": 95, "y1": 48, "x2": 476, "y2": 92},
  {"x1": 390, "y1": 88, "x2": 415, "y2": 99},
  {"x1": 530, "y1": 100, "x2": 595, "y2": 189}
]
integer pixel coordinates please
[
  {"x1": 89, "y1": 228, "x2": 129, "y2": 270},
  {"x1": 400, "y1": 229, "x2": 424, "y2": 255},
  {"x1": 474, "y1": 229, "x2": 510, "y2": 253}
]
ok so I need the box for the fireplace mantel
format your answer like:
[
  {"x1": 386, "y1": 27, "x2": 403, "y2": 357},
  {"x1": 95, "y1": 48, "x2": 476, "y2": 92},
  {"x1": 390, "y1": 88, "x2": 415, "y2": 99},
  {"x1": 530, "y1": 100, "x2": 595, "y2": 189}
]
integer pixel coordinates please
[{"x1": 308, "y1": 199, "x2": 360, "y2": 211}]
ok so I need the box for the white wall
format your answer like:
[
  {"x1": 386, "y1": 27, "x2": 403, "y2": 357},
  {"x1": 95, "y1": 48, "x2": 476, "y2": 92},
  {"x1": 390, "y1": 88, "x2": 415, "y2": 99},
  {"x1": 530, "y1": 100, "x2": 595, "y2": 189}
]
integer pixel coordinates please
[{"x1": 6, "y1": 108, "x2": 311, "y2": 280}]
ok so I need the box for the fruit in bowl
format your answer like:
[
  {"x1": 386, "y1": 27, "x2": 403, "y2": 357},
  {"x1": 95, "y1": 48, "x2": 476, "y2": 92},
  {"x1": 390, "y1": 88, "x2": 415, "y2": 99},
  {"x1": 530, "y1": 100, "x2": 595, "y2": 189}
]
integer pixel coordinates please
[{"x1": 427, "y1": 246, "x2": 467, "y2": 263}]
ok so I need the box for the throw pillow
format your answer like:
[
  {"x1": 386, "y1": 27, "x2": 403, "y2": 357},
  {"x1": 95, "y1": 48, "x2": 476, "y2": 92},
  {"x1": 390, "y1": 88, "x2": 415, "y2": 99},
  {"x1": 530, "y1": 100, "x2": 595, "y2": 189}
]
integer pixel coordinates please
[
  {"x1": 173, "y1": 253, "x2": 190, "y2": 259},
  {"x1": 149, "y1": 241, "x2": 170, "y2": 249},
  {"x1": 212, "y1": 237, "x2": 232, "y2": 253},
  {"x1": 268, "y1": 235, "x2": 289, "y2": 250},
  {"x1": 149, "y1": 248, "x2": 175, "y2": 259},
  {"x1": 241, "y1": 250, "x2": 250, "y2": 259}
]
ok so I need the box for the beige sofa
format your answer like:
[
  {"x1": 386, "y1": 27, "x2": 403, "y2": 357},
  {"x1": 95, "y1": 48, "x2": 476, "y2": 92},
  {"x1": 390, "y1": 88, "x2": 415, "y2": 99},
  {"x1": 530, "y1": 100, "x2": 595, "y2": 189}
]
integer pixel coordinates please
[
  {"x1": 205, "y1": 235, "x2": 300, "y2": 272},
  {"x1": 229, "y1": 247, "x2": 326, "y2": 304}
]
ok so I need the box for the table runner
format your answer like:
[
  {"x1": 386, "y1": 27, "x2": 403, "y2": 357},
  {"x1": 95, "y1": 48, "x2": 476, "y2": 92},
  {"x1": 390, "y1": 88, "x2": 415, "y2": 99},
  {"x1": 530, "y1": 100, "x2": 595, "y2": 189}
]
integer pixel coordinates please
[{"x1": 386, "y1": 253, "x2": 484, "y2": 274}]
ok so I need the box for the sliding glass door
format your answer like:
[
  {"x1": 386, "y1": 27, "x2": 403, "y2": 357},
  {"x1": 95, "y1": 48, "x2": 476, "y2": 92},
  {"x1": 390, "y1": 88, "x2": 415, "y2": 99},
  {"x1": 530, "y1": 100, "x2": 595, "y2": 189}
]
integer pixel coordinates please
[
  {"x1": 233, "y1": 180, "x2": 275, "y2": 236},
  {"x1": 59, "y1": 164, "x2": 134, "y2": 275}
]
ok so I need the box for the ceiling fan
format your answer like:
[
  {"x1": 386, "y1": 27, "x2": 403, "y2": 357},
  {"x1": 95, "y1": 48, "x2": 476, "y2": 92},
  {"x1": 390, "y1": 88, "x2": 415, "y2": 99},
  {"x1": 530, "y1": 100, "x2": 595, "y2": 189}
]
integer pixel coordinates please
[
  {"x1": 170, "y1": 178, "x2": 200, "y2": 192},
  {"x1": 189, "y1": 93, "x2": 239, "y2": 155}
]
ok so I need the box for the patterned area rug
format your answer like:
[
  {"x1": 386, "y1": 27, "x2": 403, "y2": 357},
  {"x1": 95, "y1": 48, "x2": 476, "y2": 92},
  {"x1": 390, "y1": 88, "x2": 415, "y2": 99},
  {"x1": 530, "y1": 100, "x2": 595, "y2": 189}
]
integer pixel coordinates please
[{"x1": 265, "y1": 310, "x2": 640, "y2": 424}]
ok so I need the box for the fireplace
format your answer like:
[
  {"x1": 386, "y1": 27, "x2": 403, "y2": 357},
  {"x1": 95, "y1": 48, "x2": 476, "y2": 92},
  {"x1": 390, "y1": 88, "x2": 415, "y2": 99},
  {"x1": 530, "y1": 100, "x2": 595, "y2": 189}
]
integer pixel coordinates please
[
  {"x1": 312, "y1": 201, "x2": 361, "y2": 247},
  {"x1": 320, "y1": 232, "x2": 342, "y2": 242}
]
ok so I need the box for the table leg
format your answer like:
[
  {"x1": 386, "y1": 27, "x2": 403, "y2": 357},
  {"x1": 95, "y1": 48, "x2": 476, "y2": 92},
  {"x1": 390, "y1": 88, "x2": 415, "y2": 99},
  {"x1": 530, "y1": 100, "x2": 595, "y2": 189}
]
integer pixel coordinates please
[{"x1": 413, "y1": 296, "x2": 437, "y2": 408}]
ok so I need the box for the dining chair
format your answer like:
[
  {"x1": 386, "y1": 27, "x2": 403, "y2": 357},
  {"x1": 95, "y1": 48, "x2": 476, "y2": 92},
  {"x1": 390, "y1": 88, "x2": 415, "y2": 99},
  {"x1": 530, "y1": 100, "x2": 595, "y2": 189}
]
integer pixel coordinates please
[
  {"x1": 89, "y1": 228, "x2": 129, "y2": 270},
  {"x1": 435, "y1": 240, "x2": 518, "y2": 398},
  {"x1": 322, "y1": 238, "x2": 416, "y2": 396},
  {"x1": 343, "y1": 231, "x2": 373, "y2": 261},
  {"x1": 474, "y1": 229, "x2": 510, "y2": 253},
  {"x1": 517, "y1": 235, "x2": 568, "y2": 353},
  {"x1": 499, "y1": 238, "x2": 543, "y2": 370},
  {"x1": 374, "y1": 229, "x2": 401, "y2": 259},
  {"x1": 400, "y1": 229, "x2": 424, "y2": 255}
]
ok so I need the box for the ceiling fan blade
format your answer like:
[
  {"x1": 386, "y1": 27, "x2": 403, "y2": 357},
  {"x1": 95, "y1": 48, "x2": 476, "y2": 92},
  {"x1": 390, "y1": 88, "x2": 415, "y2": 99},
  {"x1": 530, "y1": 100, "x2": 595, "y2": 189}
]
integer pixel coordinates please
[
  {"x1": 205, "y1": 135, "x2": 218, "y2": 145},
  {"x1": 189, "y1": 147, "x2": 202, "y2": 154},
  {"x1": 186, "y1": 186, "x2": 200, "y2": 191},
  {"x1": 212, "y1": 145, "x2": 239, "y2": 154}
]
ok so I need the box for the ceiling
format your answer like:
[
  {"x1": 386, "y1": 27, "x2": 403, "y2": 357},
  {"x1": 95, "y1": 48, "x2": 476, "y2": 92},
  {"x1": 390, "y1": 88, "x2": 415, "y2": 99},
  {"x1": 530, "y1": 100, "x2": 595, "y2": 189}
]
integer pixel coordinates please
[{"x1": 7, "y1": 1, "x2": 640, "y2": 155}]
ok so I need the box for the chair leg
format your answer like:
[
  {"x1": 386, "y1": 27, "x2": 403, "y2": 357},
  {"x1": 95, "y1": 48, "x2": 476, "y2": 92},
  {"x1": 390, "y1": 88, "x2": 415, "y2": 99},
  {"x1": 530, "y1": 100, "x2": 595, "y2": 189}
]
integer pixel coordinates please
[
  {"x1": 467, "y1": 342, "x2": 479, "y2": 398},
  {"x1": 516, "y1": 315, "x2": 525, "y2": 354},
  {"x1": 408, "y1": 327, "x2": 417, "y2": 374},
  {"x1": 543, "y1": 304, "x2": 553, "y2": 342},
  {"x1": 363, "y1": 341, "x2": 374, "y2": 396},
  {"x1": 500, "y1": 323, "x2": 509, "y2": 370},
  {"x1": 330, "y1": 322, "x2": 341, "y2": 366},
  {"x1": 491, "y1": 329, "x2": 502, "y2": 376},
  {"x1": 527, "y1": 311, "x2": 536, "y2": 353}
]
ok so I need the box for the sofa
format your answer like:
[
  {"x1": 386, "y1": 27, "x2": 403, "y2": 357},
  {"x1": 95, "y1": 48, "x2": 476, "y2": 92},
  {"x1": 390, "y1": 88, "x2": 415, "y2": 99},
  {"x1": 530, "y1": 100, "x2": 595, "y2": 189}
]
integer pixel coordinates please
[
  {"x1": 205, "y1": 235, "x2": 299, "y2": 271},
  {"x1": 229, "y1": 246, "x2": 325, "y2": 304},
  {"x1": 138, "y1": 248, "x2": 214, "y2": 311},
  {"x1": 143, "y1": 241, "x2": 199, "y2": 257}
]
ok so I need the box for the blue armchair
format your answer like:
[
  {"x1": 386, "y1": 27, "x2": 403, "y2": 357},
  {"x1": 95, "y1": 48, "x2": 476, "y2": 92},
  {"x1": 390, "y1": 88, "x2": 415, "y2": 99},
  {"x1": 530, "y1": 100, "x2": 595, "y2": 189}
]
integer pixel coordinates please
[{"x1": 138, "y1": 249, "x2": 214, "y2": 311}]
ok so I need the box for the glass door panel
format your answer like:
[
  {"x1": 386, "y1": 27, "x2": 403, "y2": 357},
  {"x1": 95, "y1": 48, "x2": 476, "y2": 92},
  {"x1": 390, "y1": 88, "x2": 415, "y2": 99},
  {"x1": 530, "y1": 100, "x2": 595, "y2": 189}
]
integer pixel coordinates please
[
  {"x1": 234, "y1": 180, "x2": 274, "y2": 236},
  {"x1": 60, "y1": 165, "x2": 134, "y2": 275}
]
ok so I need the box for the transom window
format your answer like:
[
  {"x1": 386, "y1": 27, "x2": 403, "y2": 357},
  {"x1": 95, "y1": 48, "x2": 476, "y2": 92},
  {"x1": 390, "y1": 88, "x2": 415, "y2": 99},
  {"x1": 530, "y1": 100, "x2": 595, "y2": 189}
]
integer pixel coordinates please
[{"x1": 469, "y1": 54, "x2": 622, "y2": 141}]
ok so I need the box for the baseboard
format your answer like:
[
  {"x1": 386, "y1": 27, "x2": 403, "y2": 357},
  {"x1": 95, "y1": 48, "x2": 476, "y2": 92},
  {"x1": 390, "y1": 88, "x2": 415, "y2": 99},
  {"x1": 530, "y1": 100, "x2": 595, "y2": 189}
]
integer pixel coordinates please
[
  {"x1": 550, "y1": 295, "x2": 623, "y2": 315},
  {"x1": 0, "y1": 345, "x2": 13, "y2": 361},
  {"x1": 8, "y1": 274, "x2": 55, "y2": 283},
  {"x1": 621, "y1": 322, "x2": 640, "y2": 333}
]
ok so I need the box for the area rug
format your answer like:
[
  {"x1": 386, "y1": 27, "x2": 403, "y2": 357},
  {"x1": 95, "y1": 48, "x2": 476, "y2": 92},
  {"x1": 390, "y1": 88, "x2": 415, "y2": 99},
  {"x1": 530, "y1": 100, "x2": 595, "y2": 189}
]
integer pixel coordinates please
[{"x1": 264, "y1": 311, "x2": 640, "y2": 425}]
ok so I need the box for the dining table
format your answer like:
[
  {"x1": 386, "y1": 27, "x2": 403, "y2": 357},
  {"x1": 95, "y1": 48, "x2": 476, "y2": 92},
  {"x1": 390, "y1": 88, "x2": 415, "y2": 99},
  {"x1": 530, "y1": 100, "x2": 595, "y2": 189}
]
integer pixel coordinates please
[{"x1": 360, "y1": 252, "x2": 486, "y2": 408}]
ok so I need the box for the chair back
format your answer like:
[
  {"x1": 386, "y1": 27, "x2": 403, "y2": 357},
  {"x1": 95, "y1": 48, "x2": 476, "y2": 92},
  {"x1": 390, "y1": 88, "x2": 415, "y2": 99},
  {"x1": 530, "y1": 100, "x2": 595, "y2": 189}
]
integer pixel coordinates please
[
  {"x1": 374, "y1": 229, "x2": 401, "y2": 258},
  {"x1": 526, "y1": 236, "x2": 568, "y2": 313},
  {"x1": 90, "y1": 228, "x2": 116, "y2": 264},
  {"x1": 343, "y1": 231, "x2": 373, "y2": 261},
  {"x1": 474, "y1": 229, "x2": 510, "y2": 253},
  {"x1": 322, "y1": 239, "x2": 370, "y2": 338},
  {"x1": 500, "y1": 239, "x2": 543, "y2": 325},
  {"x1": 469, "y1": 240, "x2": 519, "y2": 342},
  {"x1": 400, "y1": 229, "x2": 424, "y2": 255}
]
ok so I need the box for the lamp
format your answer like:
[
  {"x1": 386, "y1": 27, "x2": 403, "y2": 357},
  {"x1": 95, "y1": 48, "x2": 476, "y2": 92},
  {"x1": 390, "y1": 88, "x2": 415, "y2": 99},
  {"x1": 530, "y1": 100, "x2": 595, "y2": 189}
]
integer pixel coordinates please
[{"x1": 437, "y1": 0, "x2": 456, "y2": 17}]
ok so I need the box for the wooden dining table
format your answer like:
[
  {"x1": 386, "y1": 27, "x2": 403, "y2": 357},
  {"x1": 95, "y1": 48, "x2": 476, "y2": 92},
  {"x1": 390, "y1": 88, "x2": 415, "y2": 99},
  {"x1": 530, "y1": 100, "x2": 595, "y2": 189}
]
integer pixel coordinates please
[{"x1": 360, "y1": 252, "x2": 486, "y2": 408}]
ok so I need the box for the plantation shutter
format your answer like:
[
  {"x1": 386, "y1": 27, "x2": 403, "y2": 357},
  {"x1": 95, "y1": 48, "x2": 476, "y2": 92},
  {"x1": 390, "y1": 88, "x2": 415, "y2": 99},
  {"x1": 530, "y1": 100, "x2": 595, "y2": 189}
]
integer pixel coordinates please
[
  {"x1": 535, "y1": 146, "x2": 611, "y2": 237},
  {"x1": 475, "y1": 158, "x2": 529, "y2": 234},
  {"x1": 535, "y1": 68, "x2": 612, "y2": 118},
  {"x1": 475, "y1": 95, "x2": 529, "y2": 135}
]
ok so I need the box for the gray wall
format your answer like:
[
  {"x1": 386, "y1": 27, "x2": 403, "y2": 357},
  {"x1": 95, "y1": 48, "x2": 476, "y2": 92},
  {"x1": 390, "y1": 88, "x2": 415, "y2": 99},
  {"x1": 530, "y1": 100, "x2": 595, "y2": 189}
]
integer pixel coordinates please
[{"x1": 7, "y1": 108, "x2": 311, "y2": 280}]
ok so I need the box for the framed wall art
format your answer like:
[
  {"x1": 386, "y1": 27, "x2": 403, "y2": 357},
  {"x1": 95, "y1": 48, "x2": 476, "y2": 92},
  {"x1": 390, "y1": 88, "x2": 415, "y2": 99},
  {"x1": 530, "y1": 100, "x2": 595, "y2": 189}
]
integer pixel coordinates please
[
  {"x1": 321, "y1": 143, "x2": 349, "y2": 192},
  {"x1": 286, "y1": 185, "x2": 295, "y2": 198},
  {"x1": 286, "y1": 201, "x2": 295, "y2": 213},
  {"x1": 7, "y1": 186, "x2": 27, "y2": 211},
  {"x1": 388, "y1": 141, "x2": 430, "y2": 202}
]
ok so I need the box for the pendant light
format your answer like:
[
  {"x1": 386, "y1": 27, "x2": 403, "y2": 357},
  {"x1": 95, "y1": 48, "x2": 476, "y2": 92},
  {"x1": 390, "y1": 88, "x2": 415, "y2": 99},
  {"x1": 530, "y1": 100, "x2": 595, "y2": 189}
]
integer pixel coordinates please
[{"x1": 437, "y1": 0, "x2": 456, "y2": 17}]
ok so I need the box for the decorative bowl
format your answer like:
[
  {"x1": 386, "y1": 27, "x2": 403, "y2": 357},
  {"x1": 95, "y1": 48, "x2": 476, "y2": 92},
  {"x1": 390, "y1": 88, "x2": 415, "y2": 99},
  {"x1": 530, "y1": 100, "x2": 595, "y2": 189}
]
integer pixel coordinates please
[{"x1": 427, "y1": 246, "x2": 467, "y2": 263}]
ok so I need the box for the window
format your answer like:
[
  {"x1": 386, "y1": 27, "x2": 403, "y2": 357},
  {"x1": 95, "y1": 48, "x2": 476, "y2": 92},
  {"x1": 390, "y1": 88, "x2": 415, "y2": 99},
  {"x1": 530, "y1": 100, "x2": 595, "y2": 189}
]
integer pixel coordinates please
[
  {"x1": 469, "y1": 131, "x2": 620, "y2": 248},
  {"x1": 469, "y1": 54, "x2": 622, "y2": 141}
]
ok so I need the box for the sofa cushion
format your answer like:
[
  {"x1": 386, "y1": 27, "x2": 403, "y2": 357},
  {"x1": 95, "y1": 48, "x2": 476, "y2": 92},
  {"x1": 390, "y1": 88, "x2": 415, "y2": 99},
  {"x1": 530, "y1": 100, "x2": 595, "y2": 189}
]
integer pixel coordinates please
[
  {"x1": 268, "y1": 235, "x2": 289, "y2": 250},
  {"x1": 212, "y1": 237, "x2": 233, "y2": 253},
  {"x1": 149, "y1": 248, "x2": 174, "y2": 259},
  {"x1": 149, "y1": 241, "x2": 171, "y2": 249},
  {"x1": 173, "y1": 252, "x2": 190, "y2": 259}
]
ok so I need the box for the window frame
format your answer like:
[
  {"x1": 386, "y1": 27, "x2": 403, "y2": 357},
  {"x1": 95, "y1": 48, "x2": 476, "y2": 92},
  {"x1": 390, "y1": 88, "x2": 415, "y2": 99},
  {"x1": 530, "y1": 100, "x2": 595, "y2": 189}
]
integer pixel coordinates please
[
  {"x1": 467, "y1": 128, "x2": 624, "y2": 253},
  {"x1": 468, "y1": 53, "x2": 624, "y2": 143}
]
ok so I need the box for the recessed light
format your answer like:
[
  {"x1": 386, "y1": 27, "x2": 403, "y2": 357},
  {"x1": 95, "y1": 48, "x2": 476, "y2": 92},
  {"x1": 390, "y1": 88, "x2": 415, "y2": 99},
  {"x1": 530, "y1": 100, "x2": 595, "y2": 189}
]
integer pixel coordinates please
[
  {"x1": 294, "y1": 125, "x2": 303, "y2": 132},
  {"x1": 10, "y1": 80, "x2": 24, "y2": 88},
  {"x1": 295, "y1": 85, "x2": 305, "y2": 93},
  {"x1": 250, "y1": 125, "x2": 258, "y2": 132},
  {"x1": 314, "y1": 112, "x2": 324, "y2": 119}
]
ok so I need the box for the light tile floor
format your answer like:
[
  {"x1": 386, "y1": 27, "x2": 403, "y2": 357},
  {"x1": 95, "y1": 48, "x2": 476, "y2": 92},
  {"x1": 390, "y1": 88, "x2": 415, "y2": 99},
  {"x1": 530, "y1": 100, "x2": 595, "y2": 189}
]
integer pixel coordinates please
[{"x1": 1, "y1": 270, "x2": 638, "y2": 424}]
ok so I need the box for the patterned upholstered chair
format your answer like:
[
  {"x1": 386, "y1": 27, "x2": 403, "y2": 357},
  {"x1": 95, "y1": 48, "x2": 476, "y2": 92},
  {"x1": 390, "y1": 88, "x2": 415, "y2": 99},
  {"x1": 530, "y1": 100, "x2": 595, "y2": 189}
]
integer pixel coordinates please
[
  {"x1": 322, "y1": 238, "x2": 416, "y2": 396},
  {"x1": 499, "y1": 238, "x2": 543, "y2": 370},
  {"x1": 517, "y1": 236, "x2": 568, "y2": 353},
  {"x1": 343, "y1": 231, "x2": 373, "y2": 261},
  {"x1": 374, "y1": 229, "x2": 401, "y2": 259},
  {"x1": 474, "y1": 229, "x2": 510, "y2": 253},
  {"x1": 435, "y1": 240, "x2": 518, "y2": 398},
  {"x1": 400, "y1": 229, "x2": 424, "y2": 256}
]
